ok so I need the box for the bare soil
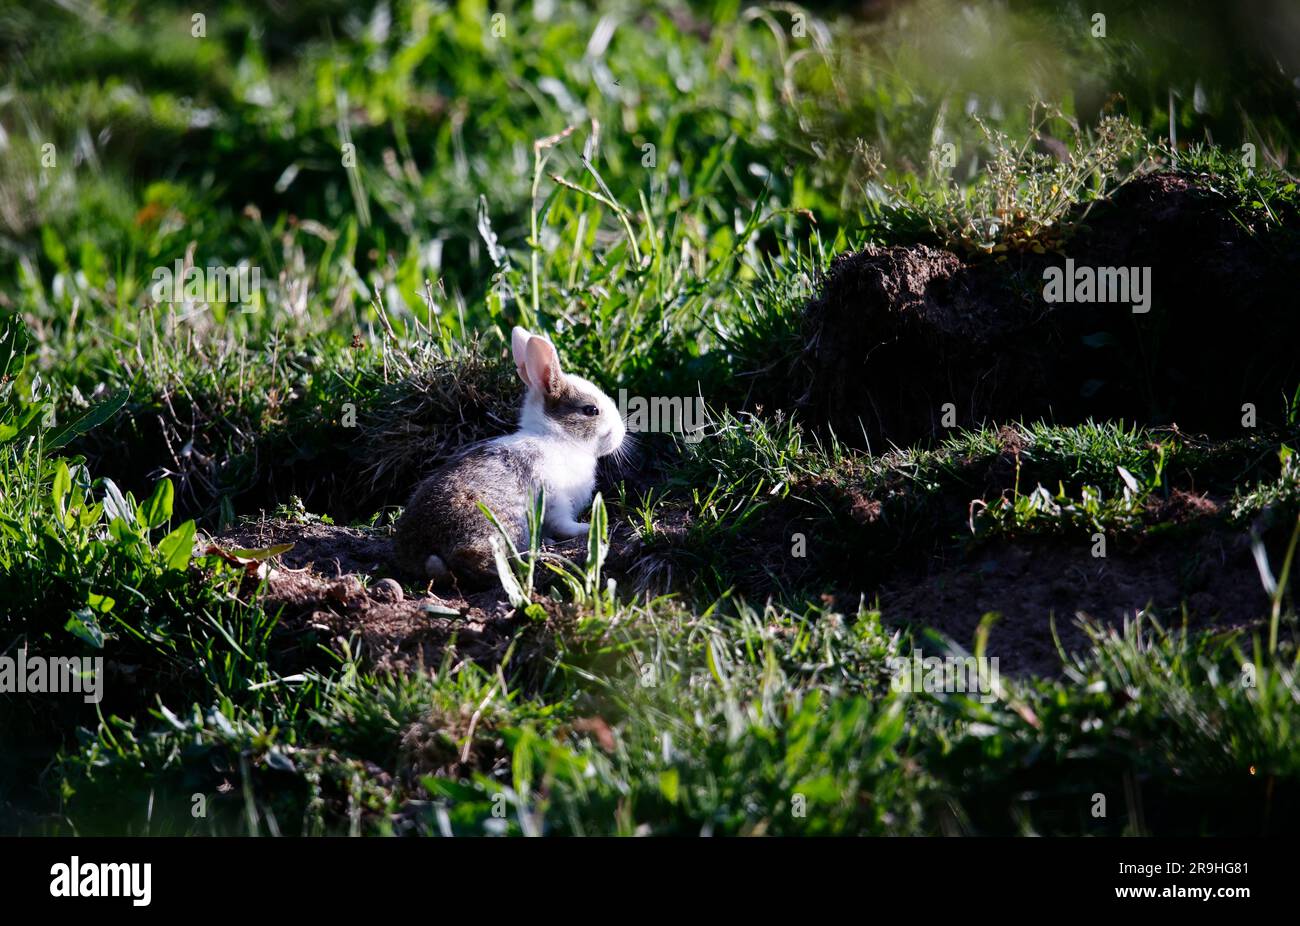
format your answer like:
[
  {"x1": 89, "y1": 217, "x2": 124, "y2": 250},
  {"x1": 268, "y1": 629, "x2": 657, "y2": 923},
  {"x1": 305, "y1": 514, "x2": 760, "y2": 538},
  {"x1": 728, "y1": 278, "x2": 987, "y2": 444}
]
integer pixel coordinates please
[
  {"x1": 209, "y1": 517, "x2": 641, "y2": 675},
  {"x1": 874, "y1": 526, "x2": 1270, "y2": 676},
  {"x1": 209, "y1": 520, "x2": 509, "y2": 673}
]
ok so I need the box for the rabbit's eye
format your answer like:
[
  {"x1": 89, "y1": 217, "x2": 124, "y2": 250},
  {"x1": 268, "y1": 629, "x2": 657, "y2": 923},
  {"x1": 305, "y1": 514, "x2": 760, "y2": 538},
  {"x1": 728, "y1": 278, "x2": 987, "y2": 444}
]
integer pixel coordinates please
[{"x1": 581, "y1": 404, "x2": 600, "y2": 417}]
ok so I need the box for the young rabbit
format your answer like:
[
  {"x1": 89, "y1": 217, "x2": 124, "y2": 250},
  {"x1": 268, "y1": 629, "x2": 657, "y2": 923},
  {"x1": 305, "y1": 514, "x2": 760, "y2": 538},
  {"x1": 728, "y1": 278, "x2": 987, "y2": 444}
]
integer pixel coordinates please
[{"x1": 394, "y1": 326, "x2": 626, "y2": 588}]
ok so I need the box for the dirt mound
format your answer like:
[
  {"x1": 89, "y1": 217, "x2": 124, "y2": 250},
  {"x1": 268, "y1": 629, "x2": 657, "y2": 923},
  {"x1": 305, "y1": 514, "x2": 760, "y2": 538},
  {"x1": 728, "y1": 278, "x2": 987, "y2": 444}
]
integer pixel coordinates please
[
  {"x1": 798, "y1": 172, "x2": 1300, "y2": 448},
  {"x1": 874, "y1": 526, "x2": 1269, "y2": 676}
]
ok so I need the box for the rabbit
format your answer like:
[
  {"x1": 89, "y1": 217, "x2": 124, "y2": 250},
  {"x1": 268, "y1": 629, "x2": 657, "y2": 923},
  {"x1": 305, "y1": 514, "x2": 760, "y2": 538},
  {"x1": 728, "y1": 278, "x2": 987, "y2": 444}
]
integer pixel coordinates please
[{"x1": 394, "y1": 326, "x2": 626, "y2": 588}]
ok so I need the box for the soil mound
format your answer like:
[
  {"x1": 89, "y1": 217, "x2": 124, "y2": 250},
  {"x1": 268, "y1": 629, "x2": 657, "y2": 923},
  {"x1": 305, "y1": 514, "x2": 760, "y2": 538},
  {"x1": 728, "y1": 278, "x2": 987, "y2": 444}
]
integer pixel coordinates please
[
  {"x1": 799, "y1": 172, "x2": 1300, "y2": 448},
  {"x1": 874, "y1": 526, "x2": 1270, "y2": 676}
]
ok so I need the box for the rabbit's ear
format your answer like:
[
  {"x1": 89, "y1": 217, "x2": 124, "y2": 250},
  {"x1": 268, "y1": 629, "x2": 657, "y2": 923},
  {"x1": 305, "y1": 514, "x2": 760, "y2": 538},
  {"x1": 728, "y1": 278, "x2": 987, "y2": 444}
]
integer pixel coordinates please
[
  {"x1": 524, "y1": 335, "x2": 562, "y2": 398},
  {"x1": 511, "y1": 326, "x2": 532, "y2": 384}
]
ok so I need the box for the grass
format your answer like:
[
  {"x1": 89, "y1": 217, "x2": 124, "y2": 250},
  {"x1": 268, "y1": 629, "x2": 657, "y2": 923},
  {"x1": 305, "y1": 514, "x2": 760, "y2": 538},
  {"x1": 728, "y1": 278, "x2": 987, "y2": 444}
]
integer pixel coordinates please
[
  {"x1": 2, "y1": 0, "x2": 1299, "y2": 836},
  {"x1": 857, "y1": 105, "x2": 1151, "y2": 256}
]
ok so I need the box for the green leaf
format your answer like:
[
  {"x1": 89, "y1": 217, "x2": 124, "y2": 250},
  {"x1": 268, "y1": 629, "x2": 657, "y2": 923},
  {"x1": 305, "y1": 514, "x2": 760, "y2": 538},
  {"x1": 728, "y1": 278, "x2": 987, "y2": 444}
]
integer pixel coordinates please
[
  {"x1": 157, "y1": 519, "x2": 197, "y2": 571},
  {"x1": 264, "y1": 749, "x2": 297, "y2": 773},
  {"x1": 587, "y1": 491, "x2": 608, "y2": 586},
  {"x1": 0, "y1": 515, "x2": 22, "y2": 540},
  {"x1": 421, "y1": 776, "x2": 484, "y2": 803},
  {"x1": 658, "y1": 769, "x2": 680, "y2": 804},
  {"x1": 0, "y1": 320, "x2": 30, "y2": 383},
  {"x1": 65, "y1": 609, "x2": 105, "y2": 648},
  {"x1": 1116, "y1": 465, "x2": 1140, "y2": 495},
  {"x1": 224, "y1": 542, "x2": 295, "y2": 561},
  {"x1": 705, "y1": 635, "x2": 730, "y2": 692},
  {"x1": 51, "y1": 460, "x2": 71, "y2": 521},
  {"x1": 45, "y1": 387, "x2": 129, "y2": 450},
  {"x1": 158, "y1": 704, "x2": 188, "y2": 731},
  {"x1": 491, "y1": 535, "x2": 529, "y2": 608},
  {"x1": 0, "y1": 402, "x2": 41, "y2": 445},
  {"x1": 138, "y1": 477, "x2": 175, "y2": 530},
  {"x1": 211, "y1": 710, "x2": 237, "y2": 738},
  {"x1": 101, "y1": 477, "x2": 133, "y2": 524},
  {"x1": 79, "y1": 501, "x2": 103, "y2": 528}
]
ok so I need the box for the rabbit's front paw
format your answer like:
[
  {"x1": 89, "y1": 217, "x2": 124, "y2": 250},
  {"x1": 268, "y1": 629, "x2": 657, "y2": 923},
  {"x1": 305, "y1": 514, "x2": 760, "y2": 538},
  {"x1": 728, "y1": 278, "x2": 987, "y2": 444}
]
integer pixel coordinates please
[{"x1": 555, "y1": 520, "x2": 590, "y2": 539}]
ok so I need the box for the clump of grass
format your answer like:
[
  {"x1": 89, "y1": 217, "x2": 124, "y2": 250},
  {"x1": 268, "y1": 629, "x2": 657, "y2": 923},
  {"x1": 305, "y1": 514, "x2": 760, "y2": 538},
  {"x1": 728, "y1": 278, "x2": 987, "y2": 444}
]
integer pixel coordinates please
[
  {"x1": 1231, "y1": 445, "x2": 1300, "y2": 523},
  {"x1": 857, "y1": 106, "x2": 1150, "y2": 255},
  {"x1": 1171, "y1": 143, "x2": 1300, "y2": 230},
  {"x1": 969, "y1": 444, "x2": 1166, "y2": 540},
  {"x1": 354, "y1": 334, "x2": 520, "y2": 501}
]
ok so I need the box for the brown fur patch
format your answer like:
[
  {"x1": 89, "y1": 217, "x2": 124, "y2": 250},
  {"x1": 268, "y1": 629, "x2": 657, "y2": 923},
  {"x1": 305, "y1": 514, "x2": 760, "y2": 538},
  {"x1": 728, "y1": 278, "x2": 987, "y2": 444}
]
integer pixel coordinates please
[{"x1": 543, "y1": 379, "x2": 604, "y2": 442}]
